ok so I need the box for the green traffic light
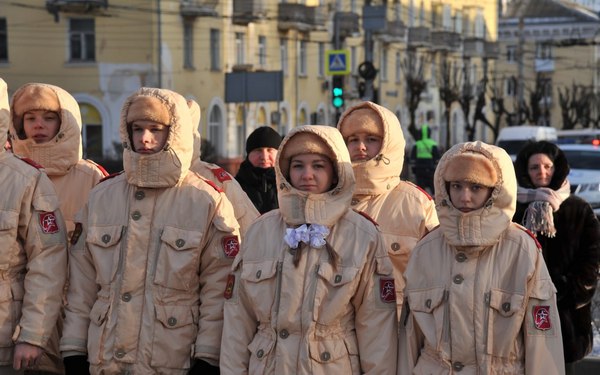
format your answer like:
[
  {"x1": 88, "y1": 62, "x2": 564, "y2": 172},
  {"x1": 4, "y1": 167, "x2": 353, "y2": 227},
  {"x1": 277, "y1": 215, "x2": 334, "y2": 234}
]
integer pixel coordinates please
[
  {"x1": 332, "y1": 87, "x2": 343, "y2": 96},
  {"x1": 332, "y1": 96, "x2": 344, "y2": 108}
]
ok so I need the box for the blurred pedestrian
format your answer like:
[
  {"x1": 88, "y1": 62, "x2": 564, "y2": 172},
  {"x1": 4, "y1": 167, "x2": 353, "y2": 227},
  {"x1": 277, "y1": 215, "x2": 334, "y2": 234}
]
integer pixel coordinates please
[
  {"x1": 221, "y1": 125, "x2": 398, "y2": 374},
  {"x1": 399, "y1": 141, "x2": 565, "y2": 374},
  {"x1": 410, "y1": 123, "x2": 440, "y2": 194},
  {"x1": 0, "y1": 78, "x2": 67, "y2": 374},
  {"x1": 235, "y1": 126, "x2": 282, "y2": 214},
  {"x1": 514, "y1": 140, "x2": 600, "y2": 374},
  {"x1": 60, "y1": 87, "x2": 240, "y2": 375},
  {"x1": 187, "y1": 99, "x2": 259, "y2": 237},
  {"x1": 337, "y1": 101, "x2": 438, "y2": 317}
]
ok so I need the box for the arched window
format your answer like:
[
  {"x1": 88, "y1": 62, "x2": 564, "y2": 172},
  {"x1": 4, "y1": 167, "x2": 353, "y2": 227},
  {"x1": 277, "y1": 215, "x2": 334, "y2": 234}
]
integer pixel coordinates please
[
  {"x1": 257, "y1": 106, "x2": 267, "y2": 126},
  {"x1": 80, "y1": 103, "x2": 102, "y2": 159},
  {"x1": 299, "y1": 108, "x2": 308, "y2": 126}
]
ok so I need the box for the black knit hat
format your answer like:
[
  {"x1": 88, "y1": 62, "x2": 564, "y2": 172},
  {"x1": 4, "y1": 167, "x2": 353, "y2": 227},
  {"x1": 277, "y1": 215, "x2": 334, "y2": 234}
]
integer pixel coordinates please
[{"x1": 246, "y1": 126, "x2": 282, "y2": 154}]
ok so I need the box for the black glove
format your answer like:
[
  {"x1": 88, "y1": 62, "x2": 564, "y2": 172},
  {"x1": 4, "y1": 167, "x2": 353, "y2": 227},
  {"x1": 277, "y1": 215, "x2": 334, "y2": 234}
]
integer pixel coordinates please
[
  {"x1": 189, "y1": 359, "x2": 219, "y2": 375},
  {"x1": 63, "y1": 355, "x2": 90, "y2": 375}
]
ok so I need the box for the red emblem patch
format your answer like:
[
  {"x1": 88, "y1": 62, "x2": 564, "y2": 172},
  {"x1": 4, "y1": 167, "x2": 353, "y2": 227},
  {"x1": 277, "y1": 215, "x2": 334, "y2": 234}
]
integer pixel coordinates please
[
  {"x1": 39, "y1": 211, "x2": 60, "y2": 234},
  {"x1": 533, "y1": 305, "x2": 552, "y2": 330},
  {"x1": 210, "y1": 167, "x2": 232, "y2": 183},
  {"x1": 222, "y1": 235, "x2": 240, "y2": 258},
  {"x1": 379, "y1": 277, "x2": 396, "y2": 303},
  {"x1": 224, "y1": 274, "x2": 235, "y2": 299}
]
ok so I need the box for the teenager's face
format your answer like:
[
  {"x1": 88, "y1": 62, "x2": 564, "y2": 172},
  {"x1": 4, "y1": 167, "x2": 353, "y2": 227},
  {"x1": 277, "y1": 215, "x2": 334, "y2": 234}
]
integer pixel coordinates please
[
  {"x1": 289, "y1": 153, "x2": 336, "y2": 193},
  {"x1": 131, "y1": 121, "x2": 169, "y2": 154},
  {"x1": 248, "y1": 147, "x2": 278, "y2": 168},
  {"x1": 527, "y1": 153, "x2": 555, "y2": 188},
  {"x1": 23, "y1": 110, "x2": 61, "y2": 144},
  {"x1": 345, "y1": 132, "x2": 382, "y2": 162},
  {"x1": 448, "y1": 181, "x2": 493, "y2": 212}
]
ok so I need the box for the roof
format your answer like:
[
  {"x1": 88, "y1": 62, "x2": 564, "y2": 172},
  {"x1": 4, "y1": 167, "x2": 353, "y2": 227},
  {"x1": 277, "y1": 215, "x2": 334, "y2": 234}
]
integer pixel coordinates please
[{"x1": 504, "y1": 0, "x2": 600, "y2": 23}]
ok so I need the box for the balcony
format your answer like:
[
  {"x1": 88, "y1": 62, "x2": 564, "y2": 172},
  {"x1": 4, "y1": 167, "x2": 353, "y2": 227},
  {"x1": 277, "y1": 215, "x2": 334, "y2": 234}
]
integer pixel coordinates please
[
  {"x1": 46, "y1": 0, "x2": 107, "y2": 21},
  {"x1": 431, "y1": 30, "x2": 461, "y2": 52},
  {"x1": 378, "y1": 20, "x2": 406, "y2": 43},
  {"x1": 233, "y1": 0, "x2": 266, "y2": 25},
  {"x1": 278, "y1": 4, "x2": 326, "y2": 32},
  {"x1": 408, "y1": 27, "x2": 431, "y2": 48},
  {"x1": 463, "y1": 37, "x2": 485, "y2": 58},
  {"x1": 484, "y1": 41, "x2": 500, "y2": 60},
  {"x1": 180, "y1": 1, "x2": 217, "y2": 18}
]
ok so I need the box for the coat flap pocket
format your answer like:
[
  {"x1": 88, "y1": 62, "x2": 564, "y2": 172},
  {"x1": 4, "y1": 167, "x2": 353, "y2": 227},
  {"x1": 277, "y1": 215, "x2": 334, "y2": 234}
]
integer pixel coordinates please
[
  {"x1": 161, "y1": 226, "x2": 203, "y2": 251},
  {"x1": 241, "y1": 260, "x2": 278, "y2": 283},
  {"x1": 309, "y1": 338, "x2": 347, "y2": 363},
  {"x1": 88, "y1": 226, "x2": 123, "y2": 248},
  {"x1": 317, "y1": 263, "x2": 359, "y2": 287},
  {"x1": 408, "y1": 287, "x2": 445, "y2": 313},
  {"x1": 155, "y1": 305, "x2": 197, "y2": 329},
  {"x1": 489, "y1": 289, "x2": 524, "y2": 317},
  {"x1": 0, "y1": 210, "x2": 18, "y2": 231},
  {"x1": 247, "y1": 332, "x2": 275, "y2": 360},
  {"x1": 530, "y1": 279, "x2": 555, "y2": 301},
  {"x1": 89, "y1": 300, "x2": 110, "y2": 326}
]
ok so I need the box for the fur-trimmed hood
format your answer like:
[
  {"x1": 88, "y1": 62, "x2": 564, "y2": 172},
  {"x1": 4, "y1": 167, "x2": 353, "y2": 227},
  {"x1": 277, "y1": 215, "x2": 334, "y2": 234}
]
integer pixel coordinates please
[
  {"x1": 120, "y1": 87, "x2": 193, "y2": 188},
  {"x1": 9, "y1": 83, "x2": 83, "y2": 175},
  {"x1": 434, "y1": 141, "x2": 517, "y2": 248},
  {"x1": 337, "y1": 101, "x2": 406, "y2": 195},
  {"x1": 275, "y1": 125, "x2": 354, "y2": 226},
  {"x1": 0, "y1": 79, "x2": 8, "y2": 151}
]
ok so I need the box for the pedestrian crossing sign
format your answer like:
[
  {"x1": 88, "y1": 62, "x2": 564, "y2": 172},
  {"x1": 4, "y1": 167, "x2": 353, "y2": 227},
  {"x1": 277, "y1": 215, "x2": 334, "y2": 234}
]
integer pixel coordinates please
[{"x1": 326, "y1": 49, "x2": 350, "y2": 75}]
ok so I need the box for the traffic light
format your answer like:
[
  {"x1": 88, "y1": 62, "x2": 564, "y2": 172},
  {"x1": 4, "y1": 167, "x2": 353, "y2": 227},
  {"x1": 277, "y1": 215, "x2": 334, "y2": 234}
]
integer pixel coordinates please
[{"x1": 331, "y1": 76, "x2": 344, "y2": 109}]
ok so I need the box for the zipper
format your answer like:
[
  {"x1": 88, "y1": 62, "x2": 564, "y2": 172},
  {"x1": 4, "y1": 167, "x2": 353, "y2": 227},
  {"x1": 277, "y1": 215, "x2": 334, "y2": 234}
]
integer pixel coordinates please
[
  {"x1": 441, "y1": 289, "x2": 450, "y2": 343},
  {"x1": 273, "y1": 261, "x2": 283, "y2": 315},
  {"x1": 309, "y1": 263, "x2": 321, "y2": 312},
  {"x1": 483, "y1": 291, "x2": 491, "y2": 353}
]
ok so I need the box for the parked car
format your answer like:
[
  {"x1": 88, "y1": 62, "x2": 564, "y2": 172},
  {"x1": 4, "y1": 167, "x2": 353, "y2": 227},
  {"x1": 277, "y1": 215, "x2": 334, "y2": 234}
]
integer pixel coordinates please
[
  {"x1": 558, "y1": 144, "x2": 600, "y2": 218},
  {"x1": 496, "y1": 125, "x2": 558, "y2": 161}
]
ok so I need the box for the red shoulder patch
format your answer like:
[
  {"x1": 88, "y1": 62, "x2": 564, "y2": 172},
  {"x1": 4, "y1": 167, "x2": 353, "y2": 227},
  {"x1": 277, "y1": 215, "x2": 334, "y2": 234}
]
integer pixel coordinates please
[
  {"x1": 86, "y1": 159, "x2": 109, "y2": 177},
  {"x1": 19, "y1": 157, "x2": 44, "y2": 170},
  {"x1": 99, "y1": 171, "x2": 124, "y2": 183},
  {"x1": 39, "y1": 211, "x2": 60, "y2": 234},
  {"x1": 519, "y1": 226, "x2": 542, "y2": 250},
  {"x1": 354, "y1": 210, "x2": 379, "y2": 226},
  {"x1": 408, "y1": 181, "x2": 433, "y2": 200},
  {"x1": 210, "y1": 167, "x2": 232, "y2": 183},
  {"x1": 222, "y1": 235, "x2": 240, "y2": 258},
  {"x1": 380, "y1": 277, "x2": 396, "y2": 303},
  {"x1": 202, "y1": 178, "x2": 224, "y2": 193}
]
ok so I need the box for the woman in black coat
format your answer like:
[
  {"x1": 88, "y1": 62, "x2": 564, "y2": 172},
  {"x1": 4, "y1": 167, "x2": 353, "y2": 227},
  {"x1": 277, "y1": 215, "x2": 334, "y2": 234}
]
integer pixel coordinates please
[{"x1": 514, "y1": 141, "x2": 600, "y2": 373}]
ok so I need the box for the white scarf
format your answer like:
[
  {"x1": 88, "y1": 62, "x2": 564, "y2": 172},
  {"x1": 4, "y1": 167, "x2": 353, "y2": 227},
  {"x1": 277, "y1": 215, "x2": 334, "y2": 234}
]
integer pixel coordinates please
[{"x1": 516, "y1": 180, "x2": 571, "y2": 237}]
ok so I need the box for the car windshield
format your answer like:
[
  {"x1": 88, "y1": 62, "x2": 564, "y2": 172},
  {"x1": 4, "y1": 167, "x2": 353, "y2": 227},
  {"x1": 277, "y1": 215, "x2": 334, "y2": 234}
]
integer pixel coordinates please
[
  {"x1": 563, "y1": 150, "x2": 600, "y2": 170},
  {"x1": 497, "y1": 140, "x2": 527, "y2": 155}
]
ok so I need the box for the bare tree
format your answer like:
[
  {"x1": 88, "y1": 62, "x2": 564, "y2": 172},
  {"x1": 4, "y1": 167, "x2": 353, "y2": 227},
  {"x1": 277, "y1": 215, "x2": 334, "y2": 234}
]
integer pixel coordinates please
[
  {"x1": 437, "y1": 59, "x2": 461, "y2": 149},
  {"x1": 402, "y1": 49, "x2": 429, "y2": 140},
  {"x1": 558, "y1": 83, "x2": 589, "y2": 130},
  {"x1": 458, "y1": 62, "x2": 475, "y2": 141}
]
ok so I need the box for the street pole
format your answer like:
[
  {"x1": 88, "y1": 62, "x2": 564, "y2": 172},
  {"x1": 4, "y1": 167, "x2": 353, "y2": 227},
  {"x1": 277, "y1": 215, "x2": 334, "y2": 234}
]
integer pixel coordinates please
[
  {"x1": 517, "y1": 14, "x2": 525, "y2": 123},
  {"x1": 157, "y1": 0, "x2": 162, "y2": 88}
]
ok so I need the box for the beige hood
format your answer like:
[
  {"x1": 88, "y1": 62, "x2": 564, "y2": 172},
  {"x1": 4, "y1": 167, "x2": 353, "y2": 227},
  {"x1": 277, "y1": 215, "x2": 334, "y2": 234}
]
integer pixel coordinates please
[
  {"x1": 0, "y1": 79, "x2": 8, "y2": 150},
  {"x1": 434, "y1": 141, "x2": 517, "y2": 248},
  {"x1": 9, "y1": 83, "x2": 83, "y2": 175},
  {"x1": 276, "y1": 125, "x2": 354, "y2": 226},
  {"x1": 337, "y1": 101, "x2": 406, "y2": 195},
  {"x1": 120, "y1": 87, "x2": 193, "y2": 188}
]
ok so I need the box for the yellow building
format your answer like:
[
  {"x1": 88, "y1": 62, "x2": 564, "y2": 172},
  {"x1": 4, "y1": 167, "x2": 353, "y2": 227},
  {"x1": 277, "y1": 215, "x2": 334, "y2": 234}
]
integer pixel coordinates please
[{"x1": 0, "y1": 0, "x2": 499, "y2": 169}]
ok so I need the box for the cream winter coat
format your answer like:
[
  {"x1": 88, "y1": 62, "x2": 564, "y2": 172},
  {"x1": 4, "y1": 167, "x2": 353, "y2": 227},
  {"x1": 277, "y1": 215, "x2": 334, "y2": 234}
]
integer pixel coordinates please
[
  {"x1": 398, "y1": 141, "x2": 565, "y2": 374},
  {"x1": 337, "y1": 101, "x2": 438, "y2": 314},
  {"x1": 0, "y1": 79, "x2": 68, "y2": 367},
  {"x1": 221, "y1": 125, "x2": 398, "y2": 375},
  {"x1": 10, "y1": 83, "x2": 107, "y2": 238},
  {"x1": 60, "y1": 87, "x2": 240, "y2": 374}
]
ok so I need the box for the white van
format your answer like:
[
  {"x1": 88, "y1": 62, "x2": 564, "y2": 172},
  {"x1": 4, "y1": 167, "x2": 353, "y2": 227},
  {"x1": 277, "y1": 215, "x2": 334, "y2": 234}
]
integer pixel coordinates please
[{"x1": 496, "y1": 125, "x2": 558, "y2": 161}]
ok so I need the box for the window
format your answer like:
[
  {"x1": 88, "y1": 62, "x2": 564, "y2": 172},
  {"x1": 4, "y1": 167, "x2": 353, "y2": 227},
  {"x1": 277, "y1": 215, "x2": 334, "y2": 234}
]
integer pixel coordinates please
[
  {"x1": 0, "y1": 18, "x2": 7, "y2": 62},
  {"x1": 236, "y1": 106, "x2": 245, "y2": 155},
  {"x1": 474, "y1": 9, "x2": 485, "y2": 38},
  {"x1": 80, "y1": 103, "x2": 103, "y2": 160},
  {"x1": 454, "y1": 11, "x2": 463, "y2": 34},
  {"x1": 208, "y1": 106, "x2": 222, "y2": 154},
  {"x1": 235, "y1": 32, "x2": 245, "y2": 65},
  {"x1": 258, "y1": 35, "x2": 266, "y2": 68},
  {"x1": 318, "y1": 42, "x2": 324, "y2": 77},
  {"x1": 298, "y1": 40, "x2": 307, "y2": 76},
  {"x1": 536, "y1": 42, "x2": 553, "y2": 60},
  {"x1": 443, "y1": 5, "x2": 452, "y2": 30},
  {"x1": 381, "y1": 48, "x2": 388, "y2": 81},
  {"x1": 408, "y1": 0, "x2": 415, "y2": 27},
  {"x1": 506, "y1": 45, "x2": 516, "y2": 63},
  {"x1": 506, "y1": 76, "x2": 517, "y2": 97},
  {"x1": 395, "y1": 51, "x2": 401, "y2": 83},
  {"x1": 419, "y1": 1, "x2": 425, "y2": 26},
  {"x1": 210, "y1": 29, "x2": 220, "y2": 70},
  {"x1": 280, "y1": 38, "x2": 288, "y2": 75},
  {"x1": 183, "y1": 20, "x2": 194, "y2": 69},
  {"x1": 69, "y1": 19, "x2": 95, "y2": 62}
]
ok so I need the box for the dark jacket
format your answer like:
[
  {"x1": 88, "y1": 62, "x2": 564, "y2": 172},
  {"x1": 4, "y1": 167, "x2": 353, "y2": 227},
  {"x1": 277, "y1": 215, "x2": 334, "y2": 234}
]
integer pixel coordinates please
[
  {"x1": 235, "y1": 159, "x2": 278, "y2": 214},
  {"x1": 513, "y1": 144, "x2": 600, "y2": 363}
]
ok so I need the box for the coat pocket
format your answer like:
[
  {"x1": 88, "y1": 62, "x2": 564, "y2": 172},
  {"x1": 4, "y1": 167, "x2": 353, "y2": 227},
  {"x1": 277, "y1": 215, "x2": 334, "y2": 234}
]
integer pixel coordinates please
[
  {"x1": 313, "y1": 263, "x2": 359, "y2": 325},
  {"x1": 240, "y1": 260, "x2": 278, "y2": 320},
  {"x1": 406, "y1": 287, "x2": 447, "y2": 350},
  {"x1": 308, "y1": 336, "x2": 355, "y2": 375},
  {"x1": 485, "y1": 289, "x2": 525, "y2": 357},
  {"x1": 0, "y1": 282, "x2": 20, "y2": 348},
  {"x1": 150, "y1": 304, "x2": 199, "y2": 369},
  {"x1": 154, "y1": 227, "x2": 203, "y2": 291},
  {"x1": 247, "y1": 331, "x2": 275, "y2": 374},
  {"x1": 87, "y1": 299, "x2": 110, "y2": 365},
  {"x1": 87, "y1": 226, "x2": 124, "y2": 285},
  {"x1": 0, "y1": 210, "x2": 18, "y2": 266}
]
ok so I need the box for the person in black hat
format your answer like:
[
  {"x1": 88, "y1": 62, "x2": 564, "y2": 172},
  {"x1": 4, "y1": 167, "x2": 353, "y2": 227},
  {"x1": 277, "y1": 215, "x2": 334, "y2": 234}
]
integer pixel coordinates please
[{"x1": 235, "y1": 126, "x2": 282, "y2": 214}]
